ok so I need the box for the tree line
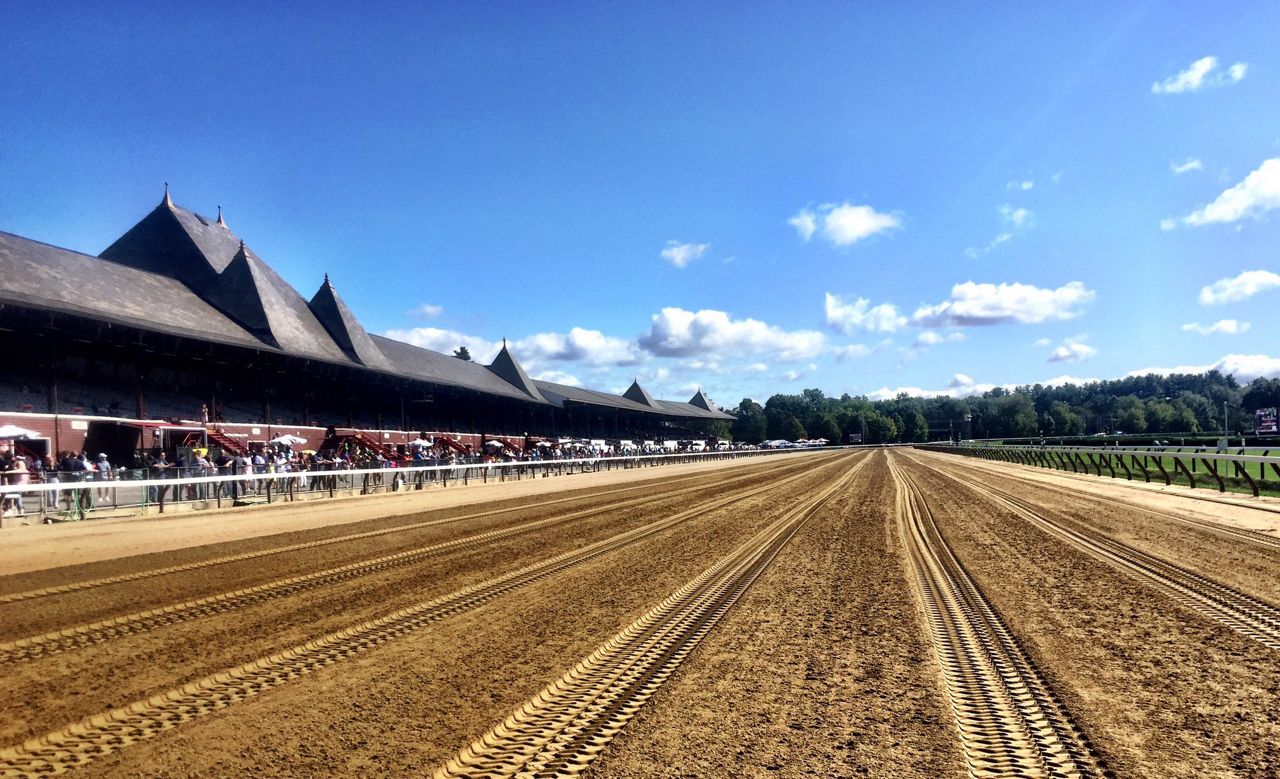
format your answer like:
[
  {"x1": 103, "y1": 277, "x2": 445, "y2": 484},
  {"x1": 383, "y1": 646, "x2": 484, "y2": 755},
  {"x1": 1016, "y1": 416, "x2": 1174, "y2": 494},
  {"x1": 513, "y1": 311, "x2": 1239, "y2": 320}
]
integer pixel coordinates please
[{"x1": 728, "y1": 373, "x2": 1280, "y2": 444}]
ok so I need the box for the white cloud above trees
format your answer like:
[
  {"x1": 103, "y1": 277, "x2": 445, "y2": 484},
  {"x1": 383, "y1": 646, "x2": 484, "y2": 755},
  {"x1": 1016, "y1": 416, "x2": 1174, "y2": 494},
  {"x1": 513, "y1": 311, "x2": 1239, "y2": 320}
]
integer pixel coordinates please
[
  {"x1": 824, "y1": 293, "x2": 907, "y2": 334},
  {"x1": 1181, "y1": 320, "x2": 1251, "y2": 335},
  {"x1": 1151, "y1": 56, "x2": 1247, "y2": 94},
  {"x1": 1198, "y1": 269, "x2": 1280, "y2": 304},
  {"x1": 912, "y1": 281, "x2": 1096, "y2": 327},
  {"x1": 637, "y1": 307, "x2": 825, "y2": 362},
  {"x1": 660, "y1": 240, "x2": 709, "y2": 268},
  {"x1": 790, "y1": 202, "x2": 900, "y2": 246},
  {"x1": 1170, "y1": 158, "x2": 1280, "y2": 228}
]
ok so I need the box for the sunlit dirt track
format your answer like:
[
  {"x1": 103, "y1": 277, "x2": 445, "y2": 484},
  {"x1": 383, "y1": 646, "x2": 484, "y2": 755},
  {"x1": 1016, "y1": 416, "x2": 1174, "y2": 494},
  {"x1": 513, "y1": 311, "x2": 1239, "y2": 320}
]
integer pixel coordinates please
[{"x1": 2, "y1": 448, "x2": 1278, "y2": 778}]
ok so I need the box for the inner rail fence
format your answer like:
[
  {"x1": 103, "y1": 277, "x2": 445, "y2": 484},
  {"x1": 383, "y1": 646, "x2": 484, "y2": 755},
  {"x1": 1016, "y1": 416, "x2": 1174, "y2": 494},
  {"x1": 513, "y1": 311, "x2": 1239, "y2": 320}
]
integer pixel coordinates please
[
  {"x1": 0, "y1": 446, "x2": 857, "y2": 524},
  {"x1": 915, "y1": 443, "x2": 1280, "y2": 497}
]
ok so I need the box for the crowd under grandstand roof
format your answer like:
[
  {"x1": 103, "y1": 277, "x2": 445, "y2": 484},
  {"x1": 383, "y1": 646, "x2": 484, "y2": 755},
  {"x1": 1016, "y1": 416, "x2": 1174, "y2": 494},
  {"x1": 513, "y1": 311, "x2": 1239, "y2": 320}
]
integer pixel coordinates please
[{"x1": 0, "y1": 188, "x2": 732, "y2": 424}]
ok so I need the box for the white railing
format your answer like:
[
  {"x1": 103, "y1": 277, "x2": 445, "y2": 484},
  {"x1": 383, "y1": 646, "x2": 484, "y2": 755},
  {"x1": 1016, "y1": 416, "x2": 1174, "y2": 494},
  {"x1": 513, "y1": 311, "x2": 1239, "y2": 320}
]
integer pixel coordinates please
[{"x1": 0, "y1": 446, "x2": 857, "y2": 522}]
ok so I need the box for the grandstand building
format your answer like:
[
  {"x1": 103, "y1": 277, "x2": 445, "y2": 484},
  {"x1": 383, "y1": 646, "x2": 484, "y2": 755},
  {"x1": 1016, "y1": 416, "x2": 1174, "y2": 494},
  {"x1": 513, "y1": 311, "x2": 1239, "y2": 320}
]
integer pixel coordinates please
[{"x1": 0, "y1": 189, "x2": 732, "y2": 458}]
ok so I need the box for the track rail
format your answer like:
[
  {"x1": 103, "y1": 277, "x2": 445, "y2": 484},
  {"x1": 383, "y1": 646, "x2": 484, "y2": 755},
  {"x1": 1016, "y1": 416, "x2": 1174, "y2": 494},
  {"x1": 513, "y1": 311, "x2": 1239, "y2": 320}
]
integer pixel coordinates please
[
  {"x1": 0, "y1": 452, "x2": 862, "y2": 777},
  {"x1": 0, "y1": 455, "x2": 821, "y2": 606},
  {"x1": 888, "y1": 454, "x2": 1105, "y2": 779},
  {"x1": 908, "y1": 449, "x2": 1280, "y2": 553},
  {"x1": 0, "y1": 457, "x2": 824, "y2": 664},
  {"x1": 923, "y1": 460, "x2": 1280, "y2": 652},
  {"x1": 431, "y1": 455, "x2": 866, "y2": 778}
]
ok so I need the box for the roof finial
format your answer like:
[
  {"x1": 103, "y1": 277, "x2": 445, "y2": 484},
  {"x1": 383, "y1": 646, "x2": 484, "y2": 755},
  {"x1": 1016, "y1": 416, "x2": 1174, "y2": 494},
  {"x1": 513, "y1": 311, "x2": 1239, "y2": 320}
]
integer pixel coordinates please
[
  {"x1": 162, "y1": 182, "x2": 173, "y2": 208},
  {"x1": 216, "y1": 205, "x2": 225, "y2": 227},
  {"x1": 503, "y1": 337, "x2": 508, "y2": 348},
  {"x1": 238, "y1": 238, "x2": 245, "y2": 250},
  {"x1": 324, "y1": 272, "x2": 330, "y2": 284}
]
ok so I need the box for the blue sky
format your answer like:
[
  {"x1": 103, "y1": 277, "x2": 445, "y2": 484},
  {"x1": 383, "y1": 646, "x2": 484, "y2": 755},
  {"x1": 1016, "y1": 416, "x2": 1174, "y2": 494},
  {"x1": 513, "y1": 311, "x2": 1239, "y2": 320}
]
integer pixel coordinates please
[{"x1": 3, "y1": 2, "x2": 1279, "y2": 406}]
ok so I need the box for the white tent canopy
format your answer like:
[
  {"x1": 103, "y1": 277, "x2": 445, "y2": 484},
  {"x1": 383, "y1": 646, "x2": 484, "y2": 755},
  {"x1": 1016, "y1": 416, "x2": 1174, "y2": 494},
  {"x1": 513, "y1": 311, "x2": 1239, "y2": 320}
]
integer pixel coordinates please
[
  {"x1": 269, "y1": 433, "x2": 307, "y2": 445},
  {"x1": 0, "y1": 424, "x2": 41, "y2": 439}
]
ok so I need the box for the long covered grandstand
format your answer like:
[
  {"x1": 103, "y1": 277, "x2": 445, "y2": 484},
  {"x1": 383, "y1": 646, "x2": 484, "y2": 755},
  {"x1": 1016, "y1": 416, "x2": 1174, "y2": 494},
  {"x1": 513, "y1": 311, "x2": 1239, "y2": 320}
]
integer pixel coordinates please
[{"x1": 0, "y1": 189, "x2": 732, "y2": 459}]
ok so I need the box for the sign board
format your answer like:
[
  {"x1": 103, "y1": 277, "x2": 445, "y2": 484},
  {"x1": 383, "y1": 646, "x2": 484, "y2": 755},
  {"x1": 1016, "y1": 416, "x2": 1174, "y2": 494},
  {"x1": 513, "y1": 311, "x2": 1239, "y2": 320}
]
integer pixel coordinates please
[{"x1": 1256, "y1": 407, "x2": 1278, "y2": 435}]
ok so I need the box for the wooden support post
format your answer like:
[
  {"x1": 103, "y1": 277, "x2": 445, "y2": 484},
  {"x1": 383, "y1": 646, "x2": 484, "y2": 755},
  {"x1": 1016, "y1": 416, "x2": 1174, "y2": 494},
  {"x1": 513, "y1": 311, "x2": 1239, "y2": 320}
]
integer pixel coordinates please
[
  {"x1": 1200, "y1": 458, "x2": 1225, "y2": 492},
  {"x1": 1173, "y1": 457, "x2": 1196, "y2": 489},
  {"x1": 1131, "y1": 455, "x2": 1151, "y2": 483}
]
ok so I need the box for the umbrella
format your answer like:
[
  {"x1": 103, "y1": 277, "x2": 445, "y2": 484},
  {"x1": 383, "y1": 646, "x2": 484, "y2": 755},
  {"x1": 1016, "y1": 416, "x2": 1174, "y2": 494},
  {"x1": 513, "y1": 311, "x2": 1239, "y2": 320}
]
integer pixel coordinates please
[
  {"x1": 269, "y1": 433, "x2": 307, "y2": 445},
  {"x1": 0, "y1": 424, "x2": 40, "y2": 439}
]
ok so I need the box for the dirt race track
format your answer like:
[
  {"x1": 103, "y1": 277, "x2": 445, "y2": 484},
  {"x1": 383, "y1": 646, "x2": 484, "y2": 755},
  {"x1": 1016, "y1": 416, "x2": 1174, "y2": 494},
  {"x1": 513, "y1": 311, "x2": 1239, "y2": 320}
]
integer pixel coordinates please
[{"x1": 1, "y1": 448, "x2": 1278, "y2": 778}]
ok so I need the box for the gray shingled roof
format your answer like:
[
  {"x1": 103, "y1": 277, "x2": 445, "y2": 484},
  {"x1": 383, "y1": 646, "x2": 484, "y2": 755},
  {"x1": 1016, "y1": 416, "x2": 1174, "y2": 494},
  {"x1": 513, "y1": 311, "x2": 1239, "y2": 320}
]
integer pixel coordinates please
[
  {"x1": 369, "y1": 335, "x2": 551, "y2": 403},
  {"x1": 0, "y1": 232, "x2": 266, "y2": 350},
  {"x1": 486, "y1": 343, "x2": 547, "y2": 402},
  {"x1": 622, "y1": 380, "x2": 659, "y2": 407},
  {"x1": 308, "y1": 276, "x2": 394, "y2": 370},
  {"x1": 535, "y1": 381, "x2": 657, "y2": 413}
]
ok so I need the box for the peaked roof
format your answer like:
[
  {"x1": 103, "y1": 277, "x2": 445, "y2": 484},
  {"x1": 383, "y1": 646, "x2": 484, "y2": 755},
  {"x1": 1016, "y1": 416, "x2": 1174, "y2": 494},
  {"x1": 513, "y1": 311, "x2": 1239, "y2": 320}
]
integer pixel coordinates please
[
  {"x1": 308, "y1": 275, "x2": 393, "y2": 369},
  {"x1": 205, "y1": 244, "x2": 351, "y2": 362},
  {"x1": 688, "y1": 389, "x2": 716, "y2": 411},
  {"x1": 486, "y1": 343, "x2": 546, "y2": 402},
  {"x1": 623, "y1": 380, "x2": 658, "y2": 407},
  {"x1": 100, "y1": 193, "x2": 241, "y2": 286}
]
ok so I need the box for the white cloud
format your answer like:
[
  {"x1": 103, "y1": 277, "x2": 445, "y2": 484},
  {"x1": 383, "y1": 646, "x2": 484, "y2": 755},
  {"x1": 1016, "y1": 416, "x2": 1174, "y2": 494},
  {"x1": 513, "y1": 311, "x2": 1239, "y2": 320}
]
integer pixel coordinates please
[
  {"x1": 780, "y1": 363, "x2": 818, "y2": 383},
  {"x1": 824, "y1": 293, "x2": 907, "y2": 334},
  {"x1": 383, "y1": 327, "x2": 501, "y2": 362},
  {"x1": 1171, "y1": 158, "x2": 1203, "y2": 175},
  {"x1": 1034, "y1": 337, "x2": 1052, "y2": 348},
  {"x1": 408, "y1": 303, "x2": 444, "y2": 318},
  {"x1": 1051, "y1": 171, "x2": 1064, "y2": 184},
  {"x1": 916, "y1": 331, "x2": 966, "y2": 346},
  {"x1": 638, "y1": 307, "x2": 825, "y2": 362},
  {"x1": 1000, "y1": 205, "x2": 1032, "y2": 228},
  {"x1": 868, "y1": 378, "x2": 997, "y2": 401},
  {"x1": 791, "y1": 202, "x2": 901, "y2": 246},
  {"x1": 513, "y1": 327, "x2": 639, "y2": 366},
  {"x1": 532, "y1": 369, "x2": 581, "y2": 386},
  {"x1": 832, "y1": 344, "x2": 871, "y2": 362},
  {"x1": 660, "y1": 240, "x2": 709, "y2": 269},
  {"x1": 1198, "y1": 269, "x2": 1280, "y2": 304},
  {"x1": 744, "y1": 362, "x2": 769, "y2": 372},
  {"x1": 967, "y1": 205, "x2": 1033, "y2": 258},
  {"x1": 1006, "y1": 179, "x2": 1034, "y2": 191},
  {"x1": 912, "y1": 281, "x2": 1096, "y2": 327},
  {"x1": 1172, "y1": 159, "x2": 1280, "y2": 228},
  {"x1": 787, "y1": 210, "x2": 817, "y2": 241},
  {"x1": 1128, "y1": 354, "x2": 1280, "y2": 382},
  {"x1": 1181, "y1": 319, "x2": 1252, "y2": 335},
  {"x1": 949, "y1": 373, "x2": 974, "y2": 388},
  {"x1": 1151, "y1": 55, "x2": 1247, "y2": 94},
  {"x1": 1048, "y1": 342, "x2": 1098, "y2": 363},
  {"x1": 1159, "y1": 218, "x2": 1177, "y2": 231}
]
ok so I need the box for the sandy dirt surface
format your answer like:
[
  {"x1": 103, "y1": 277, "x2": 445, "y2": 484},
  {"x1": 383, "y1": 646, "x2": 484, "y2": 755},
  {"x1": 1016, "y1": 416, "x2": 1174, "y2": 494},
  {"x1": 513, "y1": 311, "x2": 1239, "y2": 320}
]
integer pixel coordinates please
[
  {"x1": 3, "y1": 447, "x2": 1279, "y2": 777},
  {"x1": 0, "y1": 452, "x2": 814, "y2": 575},
  {"x1": 589, "y1": 450, "x2": 965, "y2": 779},
  {"x1": 898, "y1": 453, "x2": 1280, "y2": 777},
  {"x1": 918, "y1": 448, "x2": 1280, "y2": 534}
]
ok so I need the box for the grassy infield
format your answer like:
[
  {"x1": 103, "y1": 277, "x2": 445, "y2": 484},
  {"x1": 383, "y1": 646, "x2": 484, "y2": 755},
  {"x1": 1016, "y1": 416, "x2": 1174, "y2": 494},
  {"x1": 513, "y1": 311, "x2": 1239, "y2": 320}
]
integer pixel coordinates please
[{"x1": 1013, "y1": 447, "x2": 1280, "y2": 499}]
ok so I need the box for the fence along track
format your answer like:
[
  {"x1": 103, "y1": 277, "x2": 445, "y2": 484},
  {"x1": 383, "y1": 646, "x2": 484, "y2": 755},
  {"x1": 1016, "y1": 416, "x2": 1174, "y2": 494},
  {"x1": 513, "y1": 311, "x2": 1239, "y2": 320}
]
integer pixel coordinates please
[
  {"x1": 923, "y1": 460, "x2": 1280, "y2": 652},
  {"x1": 0, "y1": 452, "x2": 863, "y2": 777},
  {"x1": 0, "y1": 457, "x2": 825, "y2": 664},
  {"x1": 909, "y1": 449, "x2": 1280, "y2": 552},
  {"x1": 0, "y1": 456, "x2": 821, "y2": 606},
  {"x1": 888, "y1": 453, "x2": 1105, "y2": 779},
  {"x1": 432, "y1": 456, "x2": 866, "y2": 778}
]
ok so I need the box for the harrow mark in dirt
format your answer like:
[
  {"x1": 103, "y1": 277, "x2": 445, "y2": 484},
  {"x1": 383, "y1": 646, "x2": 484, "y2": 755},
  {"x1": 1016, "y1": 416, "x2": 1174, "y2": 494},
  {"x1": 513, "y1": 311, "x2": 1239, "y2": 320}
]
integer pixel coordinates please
[
  {"x1": 932, "y1": 465, "x2": 1280, "y2": 652},
  {"x1": 0, "y1": 453, "x2": 862, "y2": 777},
  {"x1": 888, "y1": 454, "x2": 1105, "y2": 779},
  {"x1": 432, "y1": 457, "x2": 866, "y2": 778},
  {"x1": 0, "y1": 459, "x2": 808, "y2": 606},
  {"x1": 0, "y1": 458, "x2": 826, "y2": 664},
  {"x1": 909, "y1": 449, "x2": 1280, "y2": 553}
]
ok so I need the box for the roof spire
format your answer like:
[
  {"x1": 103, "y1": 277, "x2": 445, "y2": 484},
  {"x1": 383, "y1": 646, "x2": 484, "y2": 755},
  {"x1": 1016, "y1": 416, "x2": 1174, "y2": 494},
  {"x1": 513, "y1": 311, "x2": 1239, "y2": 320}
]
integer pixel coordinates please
[
  {"x1": 216, "y1": 205, "x2": 226, "y2": 227},
  {"x1": 324, "y1": 272, "x2": 330, "y2": 285},
  {"x1": 162, "y1": 182, "x2": 173, "y2": 208},
  {"x1": 503, "y1": 337, "x2": 508, "y2": 348}
]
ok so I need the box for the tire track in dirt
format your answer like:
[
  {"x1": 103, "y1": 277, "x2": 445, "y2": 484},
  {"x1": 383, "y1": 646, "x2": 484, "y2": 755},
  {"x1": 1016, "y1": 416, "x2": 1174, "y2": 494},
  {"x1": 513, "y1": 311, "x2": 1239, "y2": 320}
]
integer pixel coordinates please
[
  {"x1": 888, "y1": 453, "x2": 1106, "y2": 779},
  {"x1": 0, "y1": 454, "x2": 862, "y2": 777}
]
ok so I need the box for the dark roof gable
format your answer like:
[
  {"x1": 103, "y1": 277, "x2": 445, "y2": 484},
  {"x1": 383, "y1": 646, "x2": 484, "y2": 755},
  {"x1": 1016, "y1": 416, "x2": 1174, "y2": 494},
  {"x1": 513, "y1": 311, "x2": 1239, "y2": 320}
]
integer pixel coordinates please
[
  {"x1": 623, "y1": 380, "x2": 658, "y2": 407},
  {"x1": 308, "y1": 275, "x2": 393, "y2": 369},
  {"x1": 487, "y1": 343, "x2": 546, "y2": 402}
]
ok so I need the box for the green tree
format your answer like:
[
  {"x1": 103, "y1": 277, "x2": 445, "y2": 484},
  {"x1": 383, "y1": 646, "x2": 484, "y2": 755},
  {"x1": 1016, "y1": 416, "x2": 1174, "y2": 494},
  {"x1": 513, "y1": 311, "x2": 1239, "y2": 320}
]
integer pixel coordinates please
[
  {"x1": 864, "y1": 412, "x2": 897, "y2": 444},
  {"x1": 1115, "y1": 395, "x2": 1147, "y2": 433},
  {"x1": 781, "y1": 415, "x2": 807, "y2": 441},
  {"x1": 731, "y1": 399, "x2": 767, "y2": 443},
  {"x1": 808, "y1": 413, "x2": 842, "y2": 444},
  {"x1": 1243, "y1": 378, "x2": 1280, "y2": 411},
  {"x1": 453, "y1": 346, "x2": 472, "y2": 361}
]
